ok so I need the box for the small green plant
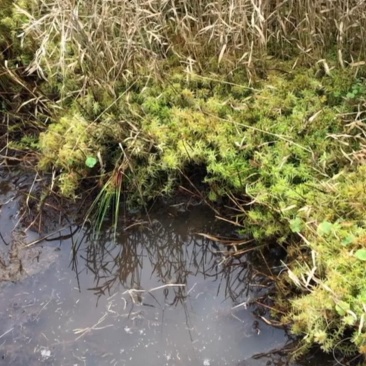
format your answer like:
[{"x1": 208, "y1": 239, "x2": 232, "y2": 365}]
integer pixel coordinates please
[
  {"x1": 37, "y1": 114, "x2": 99, "y2": 198},
  {"x1": 355, "y1": 249, "x2": 366, "y2": 261},
  {"x1": 345, "y1": 82, "x2": 366, "y2": 100},
  {"x1": 85, "y1": 156, "x2": 98, "y2": 168}
]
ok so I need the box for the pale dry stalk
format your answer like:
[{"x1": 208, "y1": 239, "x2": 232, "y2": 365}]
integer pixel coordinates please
[{"x1": 15, "y1": 0, "x2": 366, "y2": 100}]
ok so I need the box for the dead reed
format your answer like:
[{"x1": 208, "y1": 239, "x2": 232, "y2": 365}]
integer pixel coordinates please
[{"x1": 17, "y1": 0, "x2": 366, "y2": 95}]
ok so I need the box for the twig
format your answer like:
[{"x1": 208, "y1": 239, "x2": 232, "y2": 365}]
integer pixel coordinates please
[
  {"x1": 73, "y1": 313, "x2": 113, "y2": 341},
  {"x1": 24, "y1": 224, "x2": 74, "y2": 247},
  {"x1": 147, "y1": 284, "x2": 185, "y2": 292},
  {"x1": 232, "y1": 301, "x2": 248, "y2": 310}
]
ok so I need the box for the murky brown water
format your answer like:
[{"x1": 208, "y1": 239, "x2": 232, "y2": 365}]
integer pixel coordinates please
[{"x1": 0, "y1": 170, "x2": 336, "y2": 366}]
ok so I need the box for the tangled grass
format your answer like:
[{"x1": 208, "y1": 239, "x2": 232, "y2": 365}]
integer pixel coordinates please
[{"x1": 16, "y1": 0, "x2": 366, "y2": 94}]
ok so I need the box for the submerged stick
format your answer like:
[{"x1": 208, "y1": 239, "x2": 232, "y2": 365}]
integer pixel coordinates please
[
  {"x1": 73, "y1": 312, "x2": 113, "y2": 341},
  {"x1": 24, "y1": 224, "x2": 76, "y2": 247},
  {"x1": 147, "y1": 284, "x2": 185, "y2": 292},
  {"x1": 0, "y1": 328, "x2": 13, "y2": 340}
]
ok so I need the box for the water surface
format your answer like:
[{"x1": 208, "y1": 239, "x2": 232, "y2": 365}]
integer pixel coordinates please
[{"x1": 0, "y1": 171, "x2": 336, "y2": 366}]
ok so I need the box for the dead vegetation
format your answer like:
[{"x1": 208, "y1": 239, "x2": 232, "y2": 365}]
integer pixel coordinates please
[{"x1": 16, "y1": 0, "x2": 366, "y2": 95}]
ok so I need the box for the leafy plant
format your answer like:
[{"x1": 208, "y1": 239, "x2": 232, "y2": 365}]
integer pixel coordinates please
[
  {"x1": 85, "y1": 156, "x2": 98, "y2": 168},
  {"x1": 355, "y1": 249, "x2": 366, "y2": 261},
  {"x1": 345, "y1": 82, "x2": 366, "y2": 100}
]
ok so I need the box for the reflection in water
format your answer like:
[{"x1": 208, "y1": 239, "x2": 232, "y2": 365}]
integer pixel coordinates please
[
  {"x1": 74, "y1": 214, "x2": 252, "y2": 306},
  {"x1": 0, "y1": 200, "x2": 334, "y2": 366},
  {"x1": 65, "y1": 207, "x2": 288, "y2": 366}
]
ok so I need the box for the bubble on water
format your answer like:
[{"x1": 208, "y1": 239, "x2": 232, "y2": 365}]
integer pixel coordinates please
[
  {"x1": 124, "y1": 326, "x2": 133, "y2": 334},
  {"x1": 203, "y1": 358, "x2": 210, "y2": 365},
  {"x1": 40, "y1": 349, "x2": 51, "y2": 359}
]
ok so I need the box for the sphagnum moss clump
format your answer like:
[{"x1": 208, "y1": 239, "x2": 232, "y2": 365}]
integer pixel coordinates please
[{"x1": 3, "y1": 0, "x2": 366, "y2": 361}]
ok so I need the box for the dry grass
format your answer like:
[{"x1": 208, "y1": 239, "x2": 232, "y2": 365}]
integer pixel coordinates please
[{"x1": 15, "y1": 0, "x2": 366, "y2": 96}]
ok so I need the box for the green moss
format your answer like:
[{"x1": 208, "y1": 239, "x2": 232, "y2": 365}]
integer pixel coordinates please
[
  {"x1": 38, "y1": 114, "x2": 99, "y2": 197},
  {"x1": 278, "y1": 166, "x2": 366, "y2": 356}
]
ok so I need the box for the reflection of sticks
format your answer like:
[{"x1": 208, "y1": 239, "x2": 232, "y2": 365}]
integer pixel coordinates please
[
  {"x1": 0, "y1": 328, "x2": 13, "y2": 340},
  {"x1": 122, "y1": 284, "x2": 186, "y2": 304},
  {"x1": 232, "y1": 301, "x2": 248, "y2": 310},
  {"x1": 186, "y1": 283, "x2": 197, "y2": 295},
  {"x1": 231, "y1": 313, "x2": 245, "y2": 323},
  {"x1": 24, "y1": 225, "x2": 75, "y2": 247},
  {"x1": 148, "y1": 284, "x2": 185, "y2": 292},
  {"x1": 0, "y1": 231, "x2": 10, "y2": 246},
  {"x1": 122, "y1": 289, "x2": 145, "y2": 304},
  {"x1": 73, "y1": 313, "x2": 113, "y2": 340}
]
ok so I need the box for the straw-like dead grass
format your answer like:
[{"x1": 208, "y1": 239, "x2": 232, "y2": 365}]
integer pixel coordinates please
[{"x1": 16, "y1": 0, "x2": 366, "y2": 96}]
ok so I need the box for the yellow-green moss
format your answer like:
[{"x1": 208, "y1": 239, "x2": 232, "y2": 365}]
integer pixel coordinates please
[{"x1": 38, "y1": 114, "x2": 98, "y2": 197}]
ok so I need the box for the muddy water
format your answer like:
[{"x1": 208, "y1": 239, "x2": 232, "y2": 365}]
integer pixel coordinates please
[{"x1": 0, "y1": 172, "x2": 335, "y2": 366}]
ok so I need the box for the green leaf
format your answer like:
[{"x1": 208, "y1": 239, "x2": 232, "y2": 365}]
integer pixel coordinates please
[
  {"x1": 317, "y1": 221, "x2": 333, "y2": 236},
  {"x1": 85, "y1": 156, "x2": 98, "y2": 168},
  {"x1": 290, "y1": 217, "x2": 303, "y2": 233},
  {"x1": 355, "y1": 249, "x2": 366, "y2": 261},
  {"x1": 341, "y1": 234, "x2": 355, "y2": 246},
  {"x1": 335, "y1": 301, "x2": 350, "y2": 316}
]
